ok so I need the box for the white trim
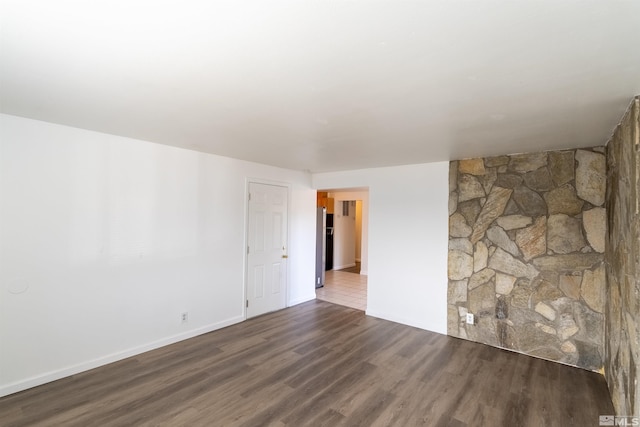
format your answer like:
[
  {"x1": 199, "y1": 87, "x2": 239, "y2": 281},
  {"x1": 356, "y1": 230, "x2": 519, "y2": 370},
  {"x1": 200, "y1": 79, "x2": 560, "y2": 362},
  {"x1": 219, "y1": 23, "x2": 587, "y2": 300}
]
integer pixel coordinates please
[
  {"x1": 0, "y1": 315, "x2": 244, "y2": 398},
  {"x1": 331, "y1": 262, "x2": 356, "y2": 270},
  {"x1": 365, "y1": 309, "x2": 446, "y2": 335},
  {"x1": 288, "y1": 293, "x2": 317, "y2": 307}
]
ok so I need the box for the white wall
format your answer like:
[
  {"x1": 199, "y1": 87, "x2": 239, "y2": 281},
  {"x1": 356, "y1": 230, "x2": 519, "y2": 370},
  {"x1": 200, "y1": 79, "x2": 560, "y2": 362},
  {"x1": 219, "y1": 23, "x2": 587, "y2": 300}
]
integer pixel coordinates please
[
  {"x1": 313, "y1": 163, "x2": 449, "y2": 334},
  {"x1": 330, "y1": 199, "x2": 356, "y2": 270},
  {"x1": 0, "y1": 114, "x2": 317, "y2": 397},
  {"x1": 328, "y1": 191, "x2": 370, "y2": 275}
]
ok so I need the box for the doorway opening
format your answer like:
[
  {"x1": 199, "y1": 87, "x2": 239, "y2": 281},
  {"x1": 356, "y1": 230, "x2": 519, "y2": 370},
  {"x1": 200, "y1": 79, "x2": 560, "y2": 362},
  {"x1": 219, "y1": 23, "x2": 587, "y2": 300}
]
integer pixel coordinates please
[
  {"x1": 315, "y1": 190, "x2": 368, "y2": 311},
  {"x1": 318, "y1": 267, "x2": 367, "y2": 311}
]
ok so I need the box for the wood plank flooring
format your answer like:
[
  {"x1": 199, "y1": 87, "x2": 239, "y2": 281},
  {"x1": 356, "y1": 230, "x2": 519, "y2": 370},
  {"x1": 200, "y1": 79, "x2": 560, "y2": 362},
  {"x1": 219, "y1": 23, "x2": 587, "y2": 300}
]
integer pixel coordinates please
[{"x1": 0, "y1": 300, "x2": 613, "y2": 426}]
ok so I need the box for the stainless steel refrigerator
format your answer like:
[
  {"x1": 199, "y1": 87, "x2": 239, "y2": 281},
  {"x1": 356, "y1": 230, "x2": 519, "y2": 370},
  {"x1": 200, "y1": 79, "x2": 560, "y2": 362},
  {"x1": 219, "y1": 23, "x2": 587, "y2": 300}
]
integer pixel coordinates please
[
  {"x1": 315, "y1": 207, "x2": 326, "y2": 288},
  {"x1": 316, "y1": 207, "x2": 334, "y2": 288}
]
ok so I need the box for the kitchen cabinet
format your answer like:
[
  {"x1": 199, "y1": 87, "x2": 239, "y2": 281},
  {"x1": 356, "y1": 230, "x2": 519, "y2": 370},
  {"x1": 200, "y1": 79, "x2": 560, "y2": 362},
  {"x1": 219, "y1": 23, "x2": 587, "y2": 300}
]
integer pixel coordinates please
[{"x1": 317, "y1": 192, "x2": 334, "y2": 214}]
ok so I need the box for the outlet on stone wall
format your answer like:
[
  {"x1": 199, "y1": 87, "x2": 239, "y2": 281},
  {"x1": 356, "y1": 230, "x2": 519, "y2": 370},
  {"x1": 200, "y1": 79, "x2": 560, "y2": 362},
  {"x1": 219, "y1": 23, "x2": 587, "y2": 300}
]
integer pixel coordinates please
[{"x1": 466, "y1": 313, "x2": 474, "y2": 325}]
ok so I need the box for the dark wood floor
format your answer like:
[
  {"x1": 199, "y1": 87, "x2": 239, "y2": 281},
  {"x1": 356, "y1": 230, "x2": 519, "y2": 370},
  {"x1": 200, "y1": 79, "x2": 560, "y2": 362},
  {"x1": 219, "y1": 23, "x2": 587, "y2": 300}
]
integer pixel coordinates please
[{"x1": 0, "y1": 300, "x2": 613, "y2": 426}]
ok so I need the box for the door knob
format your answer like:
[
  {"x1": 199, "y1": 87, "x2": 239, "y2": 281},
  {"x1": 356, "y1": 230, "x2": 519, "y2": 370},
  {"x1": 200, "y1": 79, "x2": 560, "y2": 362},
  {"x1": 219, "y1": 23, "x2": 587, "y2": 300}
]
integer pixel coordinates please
[{"x1": 282, "y1": 255, "x2": 288, "y2": 259}]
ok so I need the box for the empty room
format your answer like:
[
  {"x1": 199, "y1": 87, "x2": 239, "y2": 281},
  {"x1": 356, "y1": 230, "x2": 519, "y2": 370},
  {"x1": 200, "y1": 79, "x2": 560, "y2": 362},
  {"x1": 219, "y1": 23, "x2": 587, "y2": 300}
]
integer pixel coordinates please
[{"x1": 1, "y1": 1, "x2": 639, "y2": 426}]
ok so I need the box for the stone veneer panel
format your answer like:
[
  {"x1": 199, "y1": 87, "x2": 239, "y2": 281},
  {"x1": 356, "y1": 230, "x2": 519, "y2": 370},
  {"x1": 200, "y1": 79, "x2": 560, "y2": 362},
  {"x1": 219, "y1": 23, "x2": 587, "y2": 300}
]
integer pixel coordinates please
[
  {"x1": 605, "y1": 96, "x2": 640, "y2": 415},
  {"x1": 448, "y1": 148, "x2": 606, "y2": 371}
]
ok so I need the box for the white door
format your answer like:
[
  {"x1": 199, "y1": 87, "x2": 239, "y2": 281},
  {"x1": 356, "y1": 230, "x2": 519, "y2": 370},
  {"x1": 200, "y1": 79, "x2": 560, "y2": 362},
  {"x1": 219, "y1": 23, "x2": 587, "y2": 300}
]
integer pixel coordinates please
[{"x1": 246, "y1": 182, "x2": 288, "y2": 318}]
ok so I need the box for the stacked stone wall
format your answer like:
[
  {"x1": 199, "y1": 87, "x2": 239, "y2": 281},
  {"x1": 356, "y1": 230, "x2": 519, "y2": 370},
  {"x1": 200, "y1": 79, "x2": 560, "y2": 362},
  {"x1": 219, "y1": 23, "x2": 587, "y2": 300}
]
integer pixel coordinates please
[
  {"x1": 448, "y1": 148, "x2": 606, "y2": 370},
  {"x1": 605, "y1": 96, "x2": 640, "y2": 414}
]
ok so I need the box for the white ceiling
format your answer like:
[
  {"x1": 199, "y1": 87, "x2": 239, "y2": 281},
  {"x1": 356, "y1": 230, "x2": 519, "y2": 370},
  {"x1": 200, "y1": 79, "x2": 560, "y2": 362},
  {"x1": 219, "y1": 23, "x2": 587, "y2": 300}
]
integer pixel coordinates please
[{"x1": 1, "y1": 1, "x2": 639, "y2": 173}]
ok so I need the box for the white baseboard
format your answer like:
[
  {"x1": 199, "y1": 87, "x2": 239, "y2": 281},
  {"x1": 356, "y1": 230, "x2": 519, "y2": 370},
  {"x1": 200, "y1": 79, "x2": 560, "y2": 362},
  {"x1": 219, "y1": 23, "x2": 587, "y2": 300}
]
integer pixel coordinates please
[
  {"x1": 288, "y1": 293, "x2": 317, "y2": 307},
  {"x1": 332, "y1": 262, "x2": 356, "y2": 270},
  {"x1": 365, "y1": 309, "x2": 446, "y2": 335},
  {"x1": 0, "y1": 315, "x2": 244, "y2": 398}
]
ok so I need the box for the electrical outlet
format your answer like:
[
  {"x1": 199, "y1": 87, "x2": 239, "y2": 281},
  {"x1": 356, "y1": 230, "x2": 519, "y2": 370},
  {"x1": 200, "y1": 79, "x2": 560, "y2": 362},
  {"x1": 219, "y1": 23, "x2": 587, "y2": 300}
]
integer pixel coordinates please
[
  {"x1": 181, "y1": 312, "x2": 188, "y2": 323},
  {"x1": 466, "y1": 313, "x2": 474, "y2": 325}
]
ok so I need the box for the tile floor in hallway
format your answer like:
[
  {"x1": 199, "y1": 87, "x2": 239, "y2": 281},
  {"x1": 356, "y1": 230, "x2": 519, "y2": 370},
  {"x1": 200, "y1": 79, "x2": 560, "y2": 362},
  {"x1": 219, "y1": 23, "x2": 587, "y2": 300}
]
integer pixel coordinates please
[{"x1": 315, "y1": 269, "x2": 367, "y2": 311}]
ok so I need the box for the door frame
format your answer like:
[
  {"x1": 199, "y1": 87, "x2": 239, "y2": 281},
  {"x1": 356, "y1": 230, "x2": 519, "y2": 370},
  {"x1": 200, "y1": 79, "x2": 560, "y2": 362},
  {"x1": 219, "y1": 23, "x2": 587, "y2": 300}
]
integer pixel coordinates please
[{"x1": 243, "y1": 178, "x2": 292, "y2": 319}]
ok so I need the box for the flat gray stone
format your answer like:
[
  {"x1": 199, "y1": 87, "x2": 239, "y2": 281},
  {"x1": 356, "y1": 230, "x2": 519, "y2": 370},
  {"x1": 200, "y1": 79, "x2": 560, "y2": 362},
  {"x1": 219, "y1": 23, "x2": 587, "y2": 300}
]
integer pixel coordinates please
[
  {"x1": 448, "y1": 304, "x2": 460, "y2": 336},
  {"x1": 513, "y1": 185, "x2": 547, "y2": 217},
  {"x1": 458, "y1": 325, "x2": 468, "y2": 340},
  {"x1": 496, "y1": 273, "x2": 517, "y2": 295},
  {"x1": 535, "y1": 302, "x2": 556, "y2": 321},
  {"x1": 449, "y1": 238, "x2": 473, "y2": 254},
  {"x1": 503, "y1": 199, "x2": 520, "y2": 215},
  {"x1": 458, "y1": 174, "x2": 485, "y2": 202},
  {"x1": 574, "y1": 340, "x2": 603, "y2": 371},
  {"x1": 515, "y1": 216, "x2": 547, "y2": 261},
  {"x1": 531, "y1": 279, "x2": 564, "y2": 305},
  {"x1": 486, "y1": 226, "x2": 521, "y2": 257},
  {"x1": 458, "y1": 306, "x2": 468, "y2": 317},
  {"x1": 488, "y1": 247, "x2": 538, "y2": 279},
  {"x1": 510, "y1": 281, "x2": 534, "y2": 309},
  {"x1": 559, "y1": 273, "x2": 582, "y2": 299},
  {"x1": 470, "y1": 186, "x2": 513, "y2": 244},
  {"x1": 449, "y1": 161, "x2": 458, "y2": 193},
  {"x1": 575, "y1": 150, "x2": 606, "y2": 206},
  {"x1": 573, "y1": 302, "x2": 604, "y2": 346},
  {"x1": 494, "y1": 173, "x2": 523, "y2": 189},
  {"x1": 544, "y1": 184, "x2": 584, "y2": 216},
  {"x1": 474, "y1": 241, "x2": 488, "y2": 272},
  {"x1": 581, "y1": 263, "x2": 605, "y2": 313},
  {"x1": 508, "y1": 152, "x2": 548, "y2": 173},
  {"x1": 448, "y1": 192, "x2": 458, "y2": 216},
  {"x1": 583, "y1": 207, "x2": 606, "y2": 253},
  {"x1": 549, "y1": 151, "x2": 575, "y2": 186},
  {"x1": 523, "y1": 167, "x2": 553, "y2": 192},
  {"x1": 549, "y1": 296, "x2": 573, "y2": 315},
  {"x1": 532, "y1": 253, "x2": 603, "y2": 272},
  {"x1": 468, "y1": 282, "x2": 496, "y2": 314},
  {"x1": 547, "y1": 214, "x2": 586, "y2": 254},
  {"x1": 496, "y1": 215, "x2": 532, "y2": 230},
  {"x1": 448, "y1": 280, "x2": 468, "y2": 304},
  {"x1": 516, "y1": 322, "x2": 560, "y2": 353},
  {"x1": 458, "y1": 199, "x2": 482, "y2": 226},
  {"x1": 557, "y1": 313, "x2": 579, "y2": 340},
  {"x1": 484, "y1": 155, "x2": 510, "y2": 167},
  {"x1": 466, "y1": 315, "x2": 498, "y2": 347},
  {"x1": 536, "y1": 322, "x2": 557, "y2": 335},
  {"x1": 479, "y1": 167, "x2": 498, "y2": 194},
  {"x1": 449, "y1": 212, "x2": 472, "y2": 238},
  {"x1": 448, "y1": 250, "x2": 474, "y2": 280},
  {"x1": 469, "y1": 268, "x2": 496, "y2": 290}
]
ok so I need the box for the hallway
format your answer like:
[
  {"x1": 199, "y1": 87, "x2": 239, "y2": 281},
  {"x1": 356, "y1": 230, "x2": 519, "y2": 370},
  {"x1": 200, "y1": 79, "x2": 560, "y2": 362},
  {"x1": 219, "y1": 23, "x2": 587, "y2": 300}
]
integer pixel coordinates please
[{"x1": 315, "y1": 267, "x2": 367, "y2": 311}]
